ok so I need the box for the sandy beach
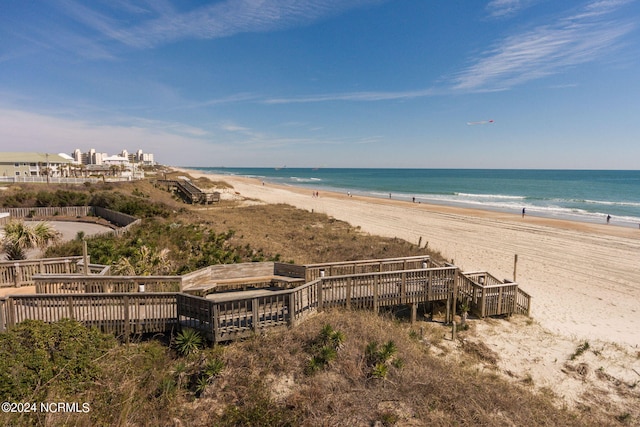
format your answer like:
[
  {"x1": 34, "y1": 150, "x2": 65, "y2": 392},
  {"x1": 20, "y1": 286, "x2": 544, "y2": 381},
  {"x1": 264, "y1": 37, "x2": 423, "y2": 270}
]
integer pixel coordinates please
[{"x1": 183, "y1": 169, "x2": 640, "y2": 347}]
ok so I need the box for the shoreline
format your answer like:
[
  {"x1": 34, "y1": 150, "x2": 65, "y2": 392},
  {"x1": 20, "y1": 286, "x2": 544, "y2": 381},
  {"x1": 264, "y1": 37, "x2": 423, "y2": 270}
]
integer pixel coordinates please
[
  {"x1": 179, "y1": 166, "x2": 640, "y2": 348},
  {"x1": 188, "y1": 167, "x2": 640, "y2": 230},
  {"x1": 184, "y1": 167, "x2": 638, "y2": 239}
]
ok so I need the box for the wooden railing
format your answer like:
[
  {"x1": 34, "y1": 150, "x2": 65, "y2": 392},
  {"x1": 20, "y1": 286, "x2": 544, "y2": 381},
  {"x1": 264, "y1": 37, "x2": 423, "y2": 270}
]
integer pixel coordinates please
[
  {"x1": 458, "y1": 272, "x2": 531, "y2": 318},
  {"x1": 34, "y1": 275, "x2": 182, "y2": 294},
  {"x1": 0, "y1": 260, "x2": 533, "y2": 342},
  {"x1": 318, "y1": 267, "x2": 456, "y2": 311},
  {"x1": 515, "y1": 287, "x2": 532, "y2": 316},
  {"x1": 0, "y1": 206, "x2": 92, "y2": 218},
  {"x1": 177, "y1": 267, "x2": 457, "y2": 343},
  {"x1": 0, "y1": 293, "x2": 177, "y2": 336},
  {"x1": 305, "y1": 256, "x2": 440, "y2": 281},
  {"x1": 0, "y1": 257, "x2": 84, "y2": 288}
]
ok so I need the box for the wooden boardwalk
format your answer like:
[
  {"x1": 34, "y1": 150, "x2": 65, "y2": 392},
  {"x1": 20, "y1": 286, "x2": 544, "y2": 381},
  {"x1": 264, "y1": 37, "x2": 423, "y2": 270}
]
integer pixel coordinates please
[
  {"x1": 156, "y1": 178, "x2": 219, "y2": 204},
  {"x1": 0, "y1": 256, "x2": 532, "y2": 342}
]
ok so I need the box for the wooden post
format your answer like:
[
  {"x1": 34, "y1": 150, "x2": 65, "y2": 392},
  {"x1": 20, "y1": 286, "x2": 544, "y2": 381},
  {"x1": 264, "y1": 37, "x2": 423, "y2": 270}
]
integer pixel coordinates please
[
  {"x1": 123, "y1": 296, "x2": 130, "y2": 344},
  {"x1": 317, "y1": 279, "x2": 324, "y2": 312},
  {"x1": 452, "y1": 269, "x2": 458, "y2": 323},
  {"x1": 400, "y1": 272, "x2": 406, "y2": 304},
  {"x1": 67, "y1": 296, "x2": 75, "y2": 320},
  {"x1": 64, "y1": 259, "x2": 70, "y2": 274},
  {"x1": 82, "y1": 239, "x2": 89, "y2": 274},
  {"x1": 373, "y1": 276, "x2": 379, "y2": 314},
  {"x1": 410, "y1": 302, "x2": 417, "y2": 324},
  {"x1": 445, "y1": 294, "x2": 450, "y2": 324},
  {"x1": 346, "y1": 277, "x2": 352, "y2": 310},
  {"x1": 212, "y1": 303, "x2": 220, "y2": 343},
  {"x1": 7, "y1": 298, "x2": 16, "y2": 329},
  {"x1": 451, "y1": 320, "x2": 457, "y2": 340},
  {"x1": 252, "y1": 298, "x2": 259, "y2": 332},
  {"x1": 513, "y1": 254, "x2": 518, "y2": 282},
  {"x1": 418, "y1": 236, "x2": 422, "y2": 248},
  {"x1": 0, "y1": 297, "x2": 6, "y2": 332},
  {"x1": 14, "y1": 263, "x2": 22, "y2": 288},
  {"x1": 288, "y1": 291, "x2": 296, "y2": 327}
]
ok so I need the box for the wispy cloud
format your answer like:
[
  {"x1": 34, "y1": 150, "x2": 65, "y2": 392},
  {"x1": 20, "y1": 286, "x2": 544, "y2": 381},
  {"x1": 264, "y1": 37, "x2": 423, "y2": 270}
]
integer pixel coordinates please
[
  {"x1": 486, "y1": 0, "x2": 539, "y2": 18},
  {"x1": 263, "y1": 88, "x2": 437, "y2": 104},
  {"x1": 453, "y1": 0, "x2": 636, "y2": 91},
  {"x1": 62, "y1": 0, "x2": 385, "y2": 49}
]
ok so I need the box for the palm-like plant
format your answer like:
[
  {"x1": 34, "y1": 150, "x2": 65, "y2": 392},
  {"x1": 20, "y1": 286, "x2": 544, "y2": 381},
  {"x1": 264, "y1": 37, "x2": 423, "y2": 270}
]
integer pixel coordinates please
[
  {"x1": 2, "y1": 220, "x2": 61, "y2": 260},
  {"x1": 112, "y1": 245, "x2": 172, "y2": 276}
]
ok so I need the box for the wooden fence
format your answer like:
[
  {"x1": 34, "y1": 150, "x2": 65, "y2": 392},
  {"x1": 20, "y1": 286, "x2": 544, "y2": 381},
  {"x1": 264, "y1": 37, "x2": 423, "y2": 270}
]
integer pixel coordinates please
[
  {"x1": 458, "y1": 272, "x2": 531, "y2": 317},
  {"x1": 0, "y1": 206, "x2": 140, "y2": 238},
  {"x1": 0, "y1": 257, "x2": 85, "y2": 287},
  {"x1": 177, "y1": 267, "x2": 457, "y2": 342},
  {"x1": 0, "y1": 206, "x2": 92, "y2": 218},
  {"x1": 0, "y1": 258, "x2": 532, "y2": 342},
  {"x1": 304, "y1": 256, "x2": 440, "y2": 282},
  {"x1": 0, "y1": 293, "x2": 177, "y2": 336},
  {"x1": 34, "y1": 275, "x2": 182, "y2": 294}
]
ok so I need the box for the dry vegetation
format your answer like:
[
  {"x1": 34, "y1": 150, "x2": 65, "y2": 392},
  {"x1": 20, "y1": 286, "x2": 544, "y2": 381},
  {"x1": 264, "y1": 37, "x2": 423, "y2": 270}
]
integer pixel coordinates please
[{"x1": 0, "y1": 171, "x2": 637, "y2": 426}]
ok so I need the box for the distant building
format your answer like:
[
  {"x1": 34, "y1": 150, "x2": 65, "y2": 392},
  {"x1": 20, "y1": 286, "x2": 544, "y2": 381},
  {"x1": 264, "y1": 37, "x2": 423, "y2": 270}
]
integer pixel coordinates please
[
  {"x1": 73, "y1": 148, "x2": 156, "y2": 166},
  {"x1": 0, "y1": 152, "x2": 72, "y2": 178}
]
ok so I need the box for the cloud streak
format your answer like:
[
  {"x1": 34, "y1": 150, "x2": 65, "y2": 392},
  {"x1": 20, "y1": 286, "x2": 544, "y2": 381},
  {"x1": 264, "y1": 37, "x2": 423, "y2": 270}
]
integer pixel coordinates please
[
  {"x1": 453, "y1": 0, "x2": 636, "y2": 91},
  {"x1": 485, "y1": 0, "x2": 539, "y2": 18},
  {"x1": 263, "y1": 88, "x2": 437, "y2": 104},
  {"x1": 63, "y1": 0, "x2": 385, "y2": 49}
]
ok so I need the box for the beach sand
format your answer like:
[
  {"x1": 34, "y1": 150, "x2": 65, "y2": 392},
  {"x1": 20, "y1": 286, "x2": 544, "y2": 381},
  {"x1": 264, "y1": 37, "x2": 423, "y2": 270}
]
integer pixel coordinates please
[{"x1": 179, "y1": 168, "x2": 640, "y2": 411}]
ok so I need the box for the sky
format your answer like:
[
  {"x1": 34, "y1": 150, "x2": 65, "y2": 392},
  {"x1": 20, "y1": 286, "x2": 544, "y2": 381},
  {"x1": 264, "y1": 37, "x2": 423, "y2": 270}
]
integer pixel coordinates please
[{"x1": 1, "y1": 0, "x2": 639, "y2": 169}]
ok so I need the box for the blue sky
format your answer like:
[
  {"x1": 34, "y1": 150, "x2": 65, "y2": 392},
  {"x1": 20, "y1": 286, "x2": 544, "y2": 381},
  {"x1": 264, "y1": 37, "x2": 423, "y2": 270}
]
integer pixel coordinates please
[{"x1": 1, "y1": 0, "x2": 639, "y2": 168}]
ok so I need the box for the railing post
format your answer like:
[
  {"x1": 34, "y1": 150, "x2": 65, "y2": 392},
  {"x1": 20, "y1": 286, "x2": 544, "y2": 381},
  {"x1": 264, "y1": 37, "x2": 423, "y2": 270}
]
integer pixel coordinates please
[
  {"x1": 64, "y1": 259, "x2": 71, "y2": 274},
  {"x1": 317, "y1": 279, "x2": 324, "y2": 312},
  {"x1": 212, "y1": 302, "x2": 219, "y2": 343},
  {"x1": 288, "y1": 291, "x2": 296, "y2": 327},
  {"x1": 373, "y1": 276, "x2": 379, "y2": 314},
  {"x1": 452, "y1": 269, "x2": 458, "y2": 322},
  {"x1": 122, "y1": 296, "x2": 130, "y2": 343},
  {"x1": 400, "y1": 272, "x2": 406, "y2": 304},
  {"x1": 14, "y1": 263, "x2": 22, "y2": 288},
  {"x1": 82, "y1": 240, "x2": 89, "y2": 274},
  {"x1": 0, "y1": 297, "x2": 6, "y2": 332},
  {"x1": 67, "y1": 296, "x2": 75, "y2": 320},
  {"x1": 346, "y1": 277, "x2": 351, "y2": 310},
  {"x1": 252, "y1": 298, "x2": 259, "y2": 332}
]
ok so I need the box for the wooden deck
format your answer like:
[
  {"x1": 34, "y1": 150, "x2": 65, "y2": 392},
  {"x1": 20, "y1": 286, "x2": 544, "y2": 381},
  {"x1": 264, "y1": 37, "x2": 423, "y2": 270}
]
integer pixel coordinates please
[
  {"x1": 0, "y1": 257, "x2": 532, "y2": 342},
  {"x1": 156, "y1": 178, "x2": 219, "y2": 204}
]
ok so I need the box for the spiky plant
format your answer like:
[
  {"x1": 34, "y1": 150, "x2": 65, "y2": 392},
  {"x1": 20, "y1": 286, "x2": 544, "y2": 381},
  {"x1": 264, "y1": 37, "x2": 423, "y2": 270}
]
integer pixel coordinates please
[{"x1": 173, "y1": 328, "x2": 203, "y2": 356}]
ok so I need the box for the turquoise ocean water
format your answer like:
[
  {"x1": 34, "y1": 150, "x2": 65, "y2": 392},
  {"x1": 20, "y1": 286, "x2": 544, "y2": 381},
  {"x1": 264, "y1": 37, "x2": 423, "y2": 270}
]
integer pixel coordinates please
[{"x1": 188, "y1": 168, "x2": 640, "y2": 228}]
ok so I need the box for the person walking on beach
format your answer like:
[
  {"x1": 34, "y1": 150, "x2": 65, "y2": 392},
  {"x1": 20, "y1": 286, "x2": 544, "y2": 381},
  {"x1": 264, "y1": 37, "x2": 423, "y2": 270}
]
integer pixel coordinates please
[
  {"x1": 606, "y1": 214, "x2": 611, "y2": 224},
  {"x1": 522, "y1": 208, "x2": 526, "y2": 218}
]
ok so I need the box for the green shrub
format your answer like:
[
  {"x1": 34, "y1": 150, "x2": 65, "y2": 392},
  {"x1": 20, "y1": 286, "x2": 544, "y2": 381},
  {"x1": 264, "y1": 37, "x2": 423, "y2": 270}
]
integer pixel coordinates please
[
  {"x1": 174, "y1": 328, "x2": 203, "y2": 356},
  {"x1": 365, "y1": 340, "x2": 401, "y2": 380},
  {"x1": 0, "y1": 319, "x2": 116, "y2": 401}
]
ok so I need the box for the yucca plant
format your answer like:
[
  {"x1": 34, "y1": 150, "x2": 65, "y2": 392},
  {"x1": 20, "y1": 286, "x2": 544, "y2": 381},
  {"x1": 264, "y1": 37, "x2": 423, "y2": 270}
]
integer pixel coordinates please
[
  {"x1": 370, "y1": 362, "x2": 389, "y2": 379},
  {"x1": 173, "y1": 328, "x2": 203, "y2": 356},
  {"x1": 203, "y1": 357, "x2": 225, "y2": 378}
]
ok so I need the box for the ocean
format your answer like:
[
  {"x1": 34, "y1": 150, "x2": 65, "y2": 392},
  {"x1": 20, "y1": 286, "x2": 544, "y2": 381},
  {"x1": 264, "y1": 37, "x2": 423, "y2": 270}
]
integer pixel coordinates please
[{"x1": 188, "y1": 168, "x2": 640, "y2": 228}]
